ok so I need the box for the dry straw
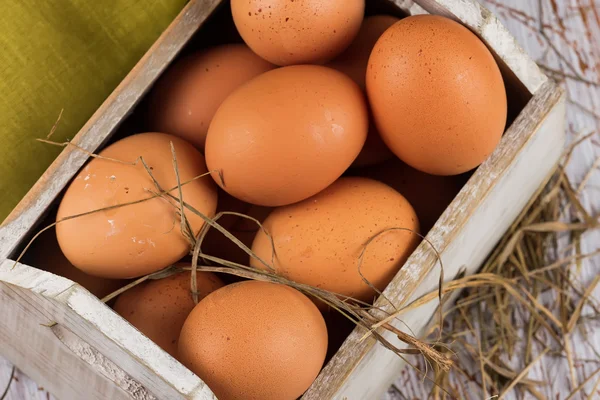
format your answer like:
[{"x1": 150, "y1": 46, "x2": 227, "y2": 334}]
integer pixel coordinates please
[{"x1": 387, "y1": 133, "x2": 600, "y2": 399}]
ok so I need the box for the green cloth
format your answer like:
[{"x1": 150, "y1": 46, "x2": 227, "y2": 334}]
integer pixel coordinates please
[{"x1": 0, "y1": 0, "x2": 188, "y2": 222}]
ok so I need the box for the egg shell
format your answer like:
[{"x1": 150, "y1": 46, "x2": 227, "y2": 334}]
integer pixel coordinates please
[
  {"x1": 366, "y1": 15, "x2": 507, "y2": 175},
  {"x1": 202, "y1": 204, "x2": 272, "y2": 267},
  {"x1": 356, "y1": 158, "x2": 463, "y2": 233},
  {"x1": 205, "y1": 65, "x2": 368, "y2": 206},
  {"x1": 113, "y1": 270, "x2": 223, "y2": 357},
  {"x1": 178, "y1": 281, "x2": 328, "y2": 400},
  {"x1": 327, "y1": 15, "x2": 399, "y2": 167},
  {"x1": 147, "y1": 44, "x2": 275, "y2": 151},
  {"x1": 23, "y1": 228, "x2": 126, "y2": 299},
  {"x1": 231, "y1": 0, "x2": 365, "y2": 66},
  {"x1": 56, "y1": 133, "x2": 218, "y2": 279},
  {"x1": 251, "y1": 177, "x2": 420, "y2": 303}
]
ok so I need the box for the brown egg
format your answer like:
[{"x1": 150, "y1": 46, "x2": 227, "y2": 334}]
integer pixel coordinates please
[
  {"x1": 147, "y1": 44, "x2": 275, "y2": 151},
  {"x1": 202, "y1": 204, "x2": 272, "y2": 267},
  {"x1": 178, "y1": 281, "x2": 328, "y2": 400},
  {"x1": 251, "y1": 177, "x2": 420, "y2": 303},
  {"x1": 56, "y1": 133, "x2": 218, "y2": 279},
  {"x1": 327, "y1": 15, "x2": 399, "y2": 167},
  {"x1": 114, "y1": 270, "x2": 223, "y2": 357},
  {"x1": 205, "y1": 65, "x2": 368, "y2": 206},
  {"x1": 357, "y1": 158, "x2": 463, "y2": 233},
  {"x1": 22, "y1": 228, "x2": 125, "y2": 299},
  {"x1": 366, "y1": 15, "x2": 507, "y2": 175},
  {"x1": 231, "y1": 0, "x2": 365, "y2": 66}
]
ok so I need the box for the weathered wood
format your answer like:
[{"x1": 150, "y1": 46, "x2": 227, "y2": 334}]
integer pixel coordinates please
[{"x1": 0, "y1": 259, "x2": 217, "y2": 400}]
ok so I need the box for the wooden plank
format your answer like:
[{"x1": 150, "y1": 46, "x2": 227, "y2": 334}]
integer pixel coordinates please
[
  {"x1": 0, "y1": 278, "x2": 134, "y2": 400},
  {"x1": 303, "y1": 79, "x2": 565, "y2": 399},
  {"x1": 0, "y1": 0, "x2": 223, "y2": 260},
  {"x1": 0, "y1": 259, "x2": 217, "y2": 400}
]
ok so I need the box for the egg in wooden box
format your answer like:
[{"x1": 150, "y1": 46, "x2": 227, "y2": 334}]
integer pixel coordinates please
[
  {"x1": 205, "y1": 65, "x2": 369, "y2": 207},
  {"x1": 178, "y1": 281, "x2": 328, "y2": 400},
  {"x1": 251, "y1": 177, "x2": 421, "y2": 304},
  {"x1": 231, "y1": 0, "x2": 365, "y2": 66},
  {"x1": 366, "y1": 14, "x2": 507, "y2": 175},
  {"x1": 56, "y1": 132, "x2": 218, "y2": 279}
]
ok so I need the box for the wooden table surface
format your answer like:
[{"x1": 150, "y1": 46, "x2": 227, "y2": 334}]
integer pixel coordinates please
[{"x1": 1, "y1": 1, "x2": 598, "y2": 399}]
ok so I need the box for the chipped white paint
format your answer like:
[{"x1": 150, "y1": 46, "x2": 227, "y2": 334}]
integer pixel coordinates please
[
  {"x1": 0, "y1": 259, "x2": 75, "y2": 298},
  {"x1": 51, "y1": 324, "x2": 157, "y2": 400},
  {"x1": 66, "y1": 289, "x2": 214, "y2": 398}
]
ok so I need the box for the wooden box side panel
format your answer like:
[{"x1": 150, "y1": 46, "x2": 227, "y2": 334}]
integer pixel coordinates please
[
  {"x1": 303, "y1": 80, "x2": 565, "y2": 399},
  {"x1": 0, "y1": 0, "x2": 222, "y2": 260},
  {"x1": 0, "y1": 260, "x2": 216, "y2": 400},
  {"x1": 0, "y1": 280, "x2": 134, "y2": 400}
]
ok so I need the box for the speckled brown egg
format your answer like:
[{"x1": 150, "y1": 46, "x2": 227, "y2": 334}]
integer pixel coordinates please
[
  {"x1": 205, "y1": 65, "x2": 368, "y2": 206},
  {"x1": 56, "y1": 133, "x2": 218, "y2": 279},
  {"x1": 114, "y1": 270, "x2": 223, "y2": 357},
  {"x1": 327, "y1": 15, "x2": 399, "y2": 167},
  {"x1": 251, "y1": 177, "x2": 420, "y2": 303},
  {"x1": 366, "y1": 15, "x2": 507, "y2": 175},
  {"x1": 23, "y1": 228, "x2": 126, "y2": 299},
  {"x1": 178, "y1": 281, "x2": 327, "y2": 400},
  {"x1": 147, "y1": 44, "x2": 275, "y2": 151},
  {"x1": 231, "y1": 0, "x2": 364, "y2": 66},
  {"x1": 356, "y1": 158, "x2": 464, "y2": 234}
]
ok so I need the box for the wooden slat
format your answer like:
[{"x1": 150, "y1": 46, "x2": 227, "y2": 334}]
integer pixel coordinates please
[{"x1": 0, "y1": 260, "x2": 217, "y2": 400}]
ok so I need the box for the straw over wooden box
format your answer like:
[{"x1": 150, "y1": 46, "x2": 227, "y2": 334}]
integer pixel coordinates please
[{"x1": 0, "y1": 0, "x2": 565, "y2": 399}]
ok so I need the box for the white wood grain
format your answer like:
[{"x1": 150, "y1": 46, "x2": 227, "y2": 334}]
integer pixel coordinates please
[{"x1": 0, "y1": 259, "x2": 217, "y2": 400}]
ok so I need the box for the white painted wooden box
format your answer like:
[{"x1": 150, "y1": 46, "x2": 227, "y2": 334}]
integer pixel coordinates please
[{"x1": 0, "y1": 0, "x2": 565, "y2": 399}]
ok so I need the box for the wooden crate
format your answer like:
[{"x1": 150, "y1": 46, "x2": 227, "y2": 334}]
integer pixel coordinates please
[{"x1": 0, "y1": 0, "x2": 565, "y2": 399}]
